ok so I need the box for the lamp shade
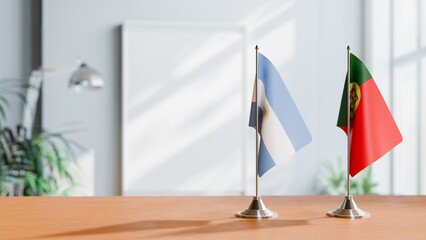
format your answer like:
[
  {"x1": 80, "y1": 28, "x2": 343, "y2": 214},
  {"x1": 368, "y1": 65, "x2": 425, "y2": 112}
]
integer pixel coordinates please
[{"x1": 69, "y1": 63, "x2": 104, "y2": 90}]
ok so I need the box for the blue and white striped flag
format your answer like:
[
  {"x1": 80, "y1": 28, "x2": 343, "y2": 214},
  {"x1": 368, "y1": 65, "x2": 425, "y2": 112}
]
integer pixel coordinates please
[{"x1": 249, "y1": 53, "x2": 312, "y2": 176}]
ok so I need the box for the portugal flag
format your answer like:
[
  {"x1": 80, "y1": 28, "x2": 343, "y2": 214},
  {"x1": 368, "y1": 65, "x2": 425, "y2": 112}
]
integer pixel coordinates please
[{"x1": 337, "y1": 53, "x2": 402, "y2": 177}]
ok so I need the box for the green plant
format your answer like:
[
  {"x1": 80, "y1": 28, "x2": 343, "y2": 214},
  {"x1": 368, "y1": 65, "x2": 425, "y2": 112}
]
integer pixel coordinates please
[
  {"x1": 0, "y1": 125, "x2": 82, "y2": 196},
  {"x1": 0, "y1": 78, "x2": 81, "y2": 196},
  {"x1": 319, "y1": 156, "x2": 378, "y2": 195}
]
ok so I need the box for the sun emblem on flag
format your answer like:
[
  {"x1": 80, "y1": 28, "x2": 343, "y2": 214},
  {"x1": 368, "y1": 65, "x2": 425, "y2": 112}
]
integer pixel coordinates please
[
  {"x1": 349, "y1": 82, "x2": 361, "y2": 119},
  {"x1": 262, "y1": 103, "x2": 270, "y2": 120}
]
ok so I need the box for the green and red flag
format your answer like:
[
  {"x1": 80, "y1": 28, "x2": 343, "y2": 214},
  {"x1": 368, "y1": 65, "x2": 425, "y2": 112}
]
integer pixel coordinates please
[{"x1": 337, "y1": 53, "x2": 402, "y2": 177}]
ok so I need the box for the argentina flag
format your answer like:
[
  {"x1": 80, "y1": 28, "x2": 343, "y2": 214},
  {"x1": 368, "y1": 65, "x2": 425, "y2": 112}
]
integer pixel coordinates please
[{"x1": 249, "y1": 53, "x2": 312, "y2": 177}]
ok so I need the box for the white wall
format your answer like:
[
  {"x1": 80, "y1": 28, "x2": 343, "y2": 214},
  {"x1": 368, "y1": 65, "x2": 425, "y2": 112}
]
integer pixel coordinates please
[
  {"x1": 0, "y1": 0, "x2": 32, "y2": 127},
  {"x1": 42, "y1": 0, "x2": 363, "y2": 195}
]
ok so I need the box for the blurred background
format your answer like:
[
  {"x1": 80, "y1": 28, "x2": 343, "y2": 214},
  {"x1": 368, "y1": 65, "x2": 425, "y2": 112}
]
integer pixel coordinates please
[{"x1": 0, "y1": 0, "x2": 424, "y2": 196}]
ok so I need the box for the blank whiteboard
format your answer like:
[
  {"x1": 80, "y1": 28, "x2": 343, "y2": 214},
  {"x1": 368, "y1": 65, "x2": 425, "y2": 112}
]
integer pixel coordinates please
[{"x1": 121, "y1": 21, "x2": 247, "y2": 195}]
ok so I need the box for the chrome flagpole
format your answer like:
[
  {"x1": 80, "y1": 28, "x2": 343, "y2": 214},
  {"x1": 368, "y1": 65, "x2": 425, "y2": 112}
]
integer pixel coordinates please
[
  {"x1": 236, "y1": 45, "x2": 277, "y2": 219},
  {"x1": 256, "y1": 44, "x2": 259, "y2": 199},
  {"x1": 327, "y1": 46, "x2": 369, "y2": 219}
]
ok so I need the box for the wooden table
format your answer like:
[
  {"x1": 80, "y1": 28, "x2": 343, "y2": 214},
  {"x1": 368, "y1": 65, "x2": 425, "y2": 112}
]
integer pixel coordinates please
[{"x1": 1, "y1": 196, "x2": 425, "y2": 239}]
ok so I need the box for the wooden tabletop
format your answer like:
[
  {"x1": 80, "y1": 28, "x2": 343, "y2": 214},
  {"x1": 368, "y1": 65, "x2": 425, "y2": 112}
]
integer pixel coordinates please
[{"x1": 1, "y1": 196, "x2": 425, "y2": 239}]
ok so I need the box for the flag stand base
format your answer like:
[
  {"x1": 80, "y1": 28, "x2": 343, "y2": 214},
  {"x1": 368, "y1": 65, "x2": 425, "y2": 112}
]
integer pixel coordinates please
[
  {"x1": 236, "y1": 196, "x2": 277, "y2": 219},
  {"x1": 327, "y1": 195, "x2": 370, "y2": 219}
]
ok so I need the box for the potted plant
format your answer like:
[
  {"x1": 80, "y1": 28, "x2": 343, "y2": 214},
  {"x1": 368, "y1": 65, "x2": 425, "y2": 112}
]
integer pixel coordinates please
[
  {"x1": 0, "y1": 78, "x2": 80, "y2": 196},
  {"x1": 318, "y1": 156, "x2": 378, "y2": 195}
]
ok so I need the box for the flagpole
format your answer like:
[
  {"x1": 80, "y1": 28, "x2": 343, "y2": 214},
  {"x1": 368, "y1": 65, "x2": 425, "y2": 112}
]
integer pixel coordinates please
[
  {"x1": 346, "y1": 46, "x2": 351, "y2": 198},
  {"x1": 326, "y1": 46, "x2": 369, "y2": 219},
  {"x1": 255, "y1": 45, "x2": 259, "y2": 198},
  {"x1": 236, "y1": 45, "x2": 277, "y2": 219}
]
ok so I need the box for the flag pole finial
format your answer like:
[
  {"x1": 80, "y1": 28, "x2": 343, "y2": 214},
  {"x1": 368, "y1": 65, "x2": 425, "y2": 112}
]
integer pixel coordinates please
[{"x1": 347, "y1": 45, "x2": 351, "y2": 51}]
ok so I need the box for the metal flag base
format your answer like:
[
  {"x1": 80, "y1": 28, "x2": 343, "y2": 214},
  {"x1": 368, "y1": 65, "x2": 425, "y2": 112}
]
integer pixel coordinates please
[
  {"x1": 327, "y1": 195, "x2": 370, "y2": 219},
  {"x1": 236, "y1": 196, "x2": 278, "y2": 219}
]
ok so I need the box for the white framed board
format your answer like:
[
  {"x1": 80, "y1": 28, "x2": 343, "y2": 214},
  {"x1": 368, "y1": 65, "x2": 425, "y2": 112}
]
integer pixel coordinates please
[{"x1": 121, "y1": 21, "x2": 248, "y2": 195}]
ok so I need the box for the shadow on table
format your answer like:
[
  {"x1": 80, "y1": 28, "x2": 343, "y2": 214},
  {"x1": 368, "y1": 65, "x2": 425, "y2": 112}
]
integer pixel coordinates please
[
  {"x1": 35, "y1": 217, "x2": 319, "y2": 238},
  {"x1": 153, "y1": 218, "x2": 312, "y2": 238},
  {"x1": 34, "y1": 220, "x2": 210, "y2": 238}
]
